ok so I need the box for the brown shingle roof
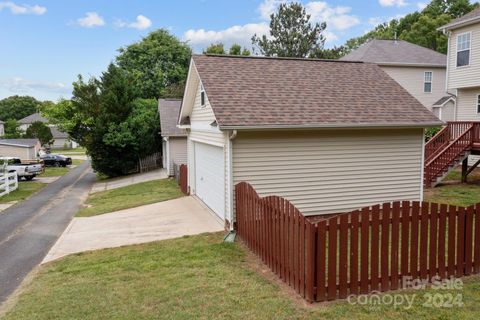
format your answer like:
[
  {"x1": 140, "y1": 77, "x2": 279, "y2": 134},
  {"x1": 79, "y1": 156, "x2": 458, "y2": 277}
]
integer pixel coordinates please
[
  {"x1": 192, "y1": 54, "x2": 442, "y2": 128},
  {"x1": 440, "y1": 7, "x2": 480, "y2": 31},
  {"x1": 158, "y1": 99, "x2": 187, "y2": 137},
  {"x1": 340, "y1": 40, "x2": 446, "y2": 67}
]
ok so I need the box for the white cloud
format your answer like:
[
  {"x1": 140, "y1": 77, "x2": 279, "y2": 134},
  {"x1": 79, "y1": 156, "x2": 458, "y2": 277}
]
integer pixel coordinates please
[
  {"x1": 184, "y1": 23, "x2": 269, "y2": 49},
  {"x1": 417, "y1": 2, "x2": 427, "y2": 10},
  {"x1": 305, "y1": 2, "x2": 360, "y2": 30},
  {"x1": 379, "y1": 0, "x2": 408, "y2": 7},
  {"x1": 0, "y1": 1, "x2": 46, "y2": 15},
  {"x1": 116, "y1": 14, "x2": 152, "y2": 30},
  {"x1": 184, "y1": 0, "x2": 359, "y2": 51},
  {"x1": 0, "y1": 77, "x2": 71, "y2": 95},
  {"x1": 77, "y1": 12, "x2": 105, "y2": 28}
]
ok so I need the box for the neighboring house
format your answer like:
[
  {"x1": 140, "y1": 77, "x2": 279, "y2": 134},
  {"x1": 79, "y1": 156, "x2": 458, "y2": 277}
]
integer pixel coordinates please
[
  {"x1": 18, "y1": 112, "x2": 76, "y2": 148},
  {"x1": 158, "y1": 99, "x2": 187, "y2": 176},
  {"x1": 439, "y1": 7, "x2": 480, "y2": 121},
  {"x1": 0, "y1": 139, "x2": 41, "y2": 159},
  {"x1": 0, "y1": 120, "x2": 4, "y2": 137},
  {"x1": 178, "y1": 55, "x2": 441, "y2": 227},
  {"x1": 341, "y1": 39, "x2": 451, "y2": 120}
]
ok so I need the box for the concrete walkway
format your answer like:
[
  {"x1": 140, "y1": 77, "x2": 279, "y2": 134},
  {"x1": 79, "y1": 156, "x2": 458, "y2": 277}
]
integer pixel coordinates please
[
  {"x1": 90, "y1": 168, "x2": 168, "y2": 193},
  {"x1": 43, "y1": 196, "x2": 224, "y2": 263}
]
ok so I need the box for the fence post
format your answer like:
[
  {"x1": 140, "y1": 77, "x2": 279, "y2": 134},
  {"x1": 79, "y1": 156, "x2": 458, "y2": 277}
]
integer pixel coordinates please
[{"x1": 305, "y1": 222, "x2": 316, "y2": 302}]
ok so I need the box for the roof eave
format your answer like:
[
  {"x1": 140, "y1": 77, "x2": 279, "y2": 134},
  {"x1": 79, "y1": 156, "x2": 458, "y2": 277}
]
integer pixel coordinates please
[
  {"x1": 377, "y1": 62, "x2": 446, "y2": 68},
  {"x1": 219, "y1": 122, "x2": 444, "y2": 130},
  {"x1": 438, "y1": 17, "x2": 480, "y2": 32}
]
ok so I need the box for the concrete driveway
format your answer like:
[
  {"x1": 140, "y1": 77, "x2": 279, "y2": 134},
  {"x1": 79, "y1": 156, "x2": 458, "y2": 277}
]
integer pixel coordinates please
[{"x1": 43, "y1": 196, "x2": 224, "y2": 263}]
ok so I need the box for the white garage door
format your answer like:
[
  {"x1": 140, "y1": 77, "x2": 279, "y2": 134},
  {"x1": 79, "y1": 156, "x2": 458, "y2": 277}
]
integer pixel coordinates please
[{"x1": 194, "y1": 142, "x2": 225, "y2": 219}]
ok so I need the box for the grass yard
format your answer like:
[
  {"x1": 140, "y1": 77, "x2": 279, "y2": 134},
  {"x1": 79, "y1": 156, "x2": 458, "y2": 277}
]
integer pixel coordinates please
[
  {"x1": 3, "y1": 232, "x2": 480, "y2": 320},
  {"x1": 52, "y1": 147, "x2": 86, "y2": 155},
  {"x1": 76, "y1": 178, "x2": 184, "y2": 217},
  {"x1": 0, "y1": 181, "x2": 46, "y2": 204},
  {"x1": 39, "y1": 160, "x2": 85, "y2": 178}
]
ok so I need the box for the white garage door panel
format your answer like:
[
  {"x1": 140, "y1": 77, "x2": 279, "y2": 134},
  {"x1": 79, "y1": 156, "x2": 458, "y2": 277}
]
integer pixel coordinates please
[{"x1": 194, "y1": 143, "x2": 225, "y2": 219}]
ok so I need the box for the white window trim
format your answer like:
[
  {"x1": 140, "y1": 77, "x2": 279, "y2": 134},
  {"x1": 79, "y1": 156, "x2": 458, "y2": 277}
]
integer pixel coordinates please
[
  {"x1": 423, "y1": 71, "x2": 433, "y2": 93},
  {"x1": 200, "y1": 83, "x2": 206, "y2": 108},
  {"x1": 456, "y1": 31, "x2": 472, "y2": 68},
  {"x1": 477, "y1": 94, "x2": 480, "y2": 114}
]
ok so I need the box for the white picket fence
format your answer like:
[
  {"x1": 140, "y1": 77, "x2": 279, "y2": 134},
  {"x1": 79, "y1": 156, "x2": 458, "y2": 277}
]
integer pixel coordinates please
[{"x1": 0, "y1": 171, "x2": 18, "y2": 197}]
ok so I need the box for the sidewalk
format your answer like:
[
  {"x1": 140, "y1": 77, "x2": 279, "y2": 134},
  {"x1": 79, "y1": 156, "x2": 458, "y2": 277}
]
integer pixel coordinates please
[{"x1": 90, "y1": 168, "x2": 168, "y2": 193}]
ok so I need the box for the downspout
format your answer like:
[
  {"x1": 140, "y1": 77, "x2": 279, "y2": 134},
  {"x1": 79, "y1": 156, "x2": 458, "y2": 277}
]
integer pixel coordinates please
[
  {"x1": 227, "y1": 130, "x2": 237, "y2": 234},
  {"x1": 163, "y1": 137, "x2": 170, "y2": 175}
]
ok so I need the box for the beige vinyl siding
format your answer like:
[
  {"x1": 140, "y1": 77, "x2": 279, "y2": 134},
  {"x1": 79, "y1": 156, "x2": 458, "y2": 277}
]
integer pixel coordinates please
[
  {"x1": 455, "y1": 87, "x2": 480, "y2": 121},
  {"x1": 448, "y1": 24, "x2": 480, "y2": 89},
  {"x1": 233, "y1": 129, "x2": 423, "y2": 216},
  {"x1": 168, "y1": 137, "x2": 187, "y2": 176},
  {"x1": 187, "y1": 68, "x2": 231, "y2": 221},
  {"x1": 0, "y1": 145, "x2": 33, "y2": 159},
  {"x1": 380, "y1": 66, "x2": 446, "y2": 110}
]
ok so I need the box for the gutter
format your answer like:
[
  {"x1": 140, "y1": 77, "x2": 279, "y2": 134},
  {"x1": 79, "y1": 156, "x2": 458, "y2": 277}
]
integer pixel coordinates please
[
  {"x1": 219, "y1": 122, "x2": 444, "y2": 131},
  {"x1": 377, "y1": 62, "x2": 446, "y2": 68}
]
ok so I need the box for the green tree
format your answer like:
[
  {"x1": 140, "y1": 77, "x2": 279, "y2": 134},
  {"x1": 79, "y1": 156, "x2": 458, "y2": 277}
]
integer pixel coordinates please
[
  {"x1": 116, "y1": 29, "x2": 191, "y2": 99},
  {"x1": 251, "y1": 2, "x2": 326, "y2": 57},
  {"x1": 0, "y1": 95, "x2": 40, "y2": 121},
  {"x1": 423, "y1": 0, "x2": 479, "y2": 18},
  {"x1": 67, "y1": 64, "x2": 161, "y2": 177},
  {"x1": 24, "y1": 121, "x2": 53, "y2": 146},
  {"x1": 310, "y1": 45, "x2": 348, "y2": 59},
  {"x1": 400, "y1": 14, "x2": 451, "y2": 53},
  {"x1": 204, "y1": 43, "x2": 225, "y2": 54},
  {"x1": 228, "y1": 44, "x2": 251, "y2": 56},
  {"x1": 4, "y1": 119, "x2": 23, "y2": 138}
]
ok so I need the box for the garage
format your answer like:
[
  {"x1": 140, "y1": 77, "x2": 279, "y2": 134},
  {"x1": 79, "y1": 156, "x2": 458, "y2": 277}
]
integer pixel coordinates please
[{"x1": 194, "y1": 142, "x2": 225, "y2": 219}]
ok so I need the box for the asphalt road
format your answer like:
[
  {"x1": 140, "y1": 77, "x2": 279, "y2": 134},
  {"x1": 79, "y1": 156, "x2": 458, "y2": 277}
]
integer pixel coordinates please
[{"x1": 0, "y1": 161, "x2": 95, "y2": 304}]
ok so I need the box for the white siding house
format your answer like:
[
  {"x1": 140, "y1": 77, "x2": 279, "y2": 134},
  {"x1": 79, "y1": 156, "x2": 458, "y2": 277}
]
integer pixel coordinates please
[
  {"x1": 341, "y1": 39, "x2": 448, "y2": 120},
  {"x1": 159, "y1": 99, "x2": 188, "y2": 176},
  {"x1": 179, "y1": 55, "x2": 442, "y2": 228}
]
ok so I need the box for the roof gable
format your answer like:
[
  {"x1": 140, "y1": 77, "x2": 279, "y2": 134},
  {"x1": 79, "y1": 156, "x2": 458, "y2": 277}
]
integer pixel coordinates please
[
  {"x1": 18, "y1": 113, "x2": 48, "y2": 124},
  {"x1": 340, "y1": 40, "x2": 446, "y2": 67},
  {"x1": 191, "y1": 54, "x2": 442, "y2": 129},
  {"x1": 158, "y1": 99, "x2": 187, "y2": 137}
]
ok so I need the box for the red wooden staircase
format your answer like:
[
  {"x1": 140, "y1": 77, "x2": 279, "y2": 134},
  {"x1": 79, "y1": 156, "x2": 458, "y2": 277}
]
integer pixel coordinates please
[{"x1": 424, "y1": 122, "x2": 480, "y2": 187}]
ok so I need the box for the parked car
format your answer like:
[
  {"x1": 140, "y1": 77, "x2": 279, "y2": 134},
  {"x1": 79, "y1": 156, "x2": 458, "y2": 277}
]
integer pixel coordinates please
[
  {"x1": 40, "y1": 154, "x2": 72, "y2": 167},
  {"x1": 0, "y1": 157, "x2": 44, "y2": 181}
]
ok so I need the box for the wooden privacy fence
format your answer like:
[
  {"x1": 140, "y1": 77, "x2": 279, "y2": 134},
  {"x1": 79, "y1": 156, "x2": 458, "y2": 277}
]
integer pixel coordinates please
[
  {"x1": 235, "y1": 182, "x2": 480, "y2": 302},
  {"x1": 178, "y1": 164, "x2": 188, "y2": 195},
  {"x1": 138, "y1": 152, "x2": 162, "y2": 173}
]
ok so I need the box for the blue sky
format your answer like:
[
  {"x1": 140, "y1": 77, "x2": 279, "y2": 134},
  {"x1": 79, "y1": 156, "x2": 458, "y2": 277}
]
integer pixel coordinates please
[{"x1": 0, "y1": 0, "x2": 431, "y2": 101}]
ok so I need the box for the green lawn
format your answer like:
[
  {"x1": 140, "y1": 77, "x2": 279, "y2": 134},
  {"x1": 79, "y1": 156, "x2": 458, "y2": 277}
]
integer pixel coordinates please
[
  {"x1": 2, "y1": 232, "x2": 480, "y2": 320},
  {"x1": 52, "y1": 147, "x2": 86, "y2": 155},
  {"x1": 0, "y1": 181, "x2": 46, "y2": 203},
  {"x1": 39, "y1": 160, "x2": 85, "y2": 178},
  {"x1": 76, "y1": 178, "x2": 184, "y2": 217}
]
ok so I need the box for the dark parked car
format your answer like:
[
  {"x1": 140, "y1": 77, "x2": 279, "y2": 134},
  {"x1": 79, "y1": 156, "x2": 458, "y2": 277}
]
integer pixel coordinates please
[{"x1": 41, "y1": 154, "x2": 72, "y2": 167}]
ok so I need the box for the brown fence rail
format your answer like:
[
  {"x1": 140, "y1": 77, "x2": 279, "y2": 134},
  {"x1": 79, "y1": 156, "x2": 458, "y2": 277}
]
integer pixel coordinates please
[
  {"x1": 235, "y1": 182, "x2": 480, "y2": 302},
  {"x1": 178, "y1": 164, "x2": 188, "y2": 195}
]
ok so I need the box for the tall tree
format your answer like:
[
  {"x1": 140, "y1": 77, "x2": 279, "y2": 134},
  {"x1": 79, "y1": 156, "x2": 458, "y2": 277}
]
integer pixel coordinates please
[
  {"x1": 228, "y1": 44, "x2": 251, "y2": 56},
  {"x1": 3, "y1": 119, "x2": 23, "y2": 139},
  {"x1": 400, "y1": 14, "x2": 451, "y2": 53},
  {"x1": 204, "y1": 43, "x2": 251, "y2": 56},
  {"x1": 204, "y1": 43, "x2": 225, "y2": 54},
  {"x1": 115, "y1": 29, "x2": 191, "y2": 99},
  {"x1": 0, "y1": 95, "x2": 40, "y2": 121},
  {"x1": 251, "y1": 2, "x2": 326, "y2": 57},
  {"x1": 24, "y1": 121, "x2": 53, "y2": 146},
  {"x1": 66, "y1": 64, "x2": 161, "y2": 177}
]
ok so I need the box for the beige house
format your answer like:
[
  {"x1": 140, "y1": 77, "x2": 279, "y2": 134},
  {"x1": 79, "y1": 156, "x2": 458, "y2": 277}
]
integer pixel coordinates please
[
  {"x1": 439, "y1": 7, "x2": 480, "y2": 121},
  {"x1": 0, "y1": 139, "x2": 41, "y2": 159},
  {"x1": 341, "y1": 40, "x2": 451, "y2": 121},
  {"x1": 18, "y1": 113, "x2": 76, "y2": 148},
  {"x1": 179, "y1": 55, "x2": 442, "y2": 227},
  {"x1": 159, "y1": 99, "x2": 187, "y2": 176}
]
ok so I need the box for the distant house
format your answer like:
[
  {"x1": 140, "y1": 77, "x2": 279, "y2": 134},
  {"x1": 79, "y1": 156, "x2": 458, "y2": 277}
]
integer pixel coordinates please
[
  {"x1": 179, "y1": 55, "x2": 441, "y2": 226},
  {"x1": 341, "y1": 39, "x2": 451, "y2": 121},
  {"x1": 159, "y1": 99, "x2": 187, "y2": 176},
  {"x1": 18, "y1": 113, "x2": 75, "y2": 148},
  {"x1": 0, "y1": 139, "x2": 41, "y2": 159}
]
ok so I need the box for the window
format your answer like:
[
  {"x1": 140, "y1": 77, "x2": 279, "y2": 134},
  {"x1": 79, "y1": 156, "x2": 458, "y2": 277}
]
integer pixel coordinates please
[
  {"x1": 477, "y1": 94, "x2": 480, "y2": 114},
  {"x1": 457, "y1": 32, "x2": 471, "y2": 67},
  {"x1": 200, "y1": 83, "x2": 206, "y2": 107},
  {"x1": 424, "y1": 71, "x2": 432, "y2": 93}
]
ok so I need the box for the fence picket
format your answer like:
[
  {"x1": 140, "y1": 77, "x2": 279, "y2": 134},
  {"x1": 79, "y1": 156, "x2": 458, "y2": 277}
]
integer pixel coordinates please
[
  {"x1": 420, "y1": 203, "x2": 429, "y2": 280},
  {"x1": 429, "y1": 203, "x2": 439, "y2": 279},
  {"x1": 401, "y1": 201, "x2": 410, "y2": 279},
  {"x1": 381, "y1": 203, "x2": 391, "y2": 291},
  {"x1": 316, "y1": 220, "x2": 327, "y2": 302},
  {"x1": 411, "y1": 201, "x2": 420, "y2": 279},
  {"x1": 327, "y1": 217, "x2": 338, "y2": 300},
  {"x1": 391, "y1": 201, "x2": 400, "y2": 290},
  {"x1": 438, "y1": 204, "x2": 448, "y2": 278},
  {"x1": 474, "y1": 204, "x2": 480, "y2": 273},
  {"x1": 465, "y1": 206, "x2": 474, "y2": 275},
  {"x1": 339, "y1": 214, "x2": 349, "y2": 299},
  {"x1": 456, "y1": 207, "x2": 466, "y2": 277},
  {"x1": 360, "y1": 207, "x2": 370, "y2": 294},
  {"x1": 350, "y1": 211, "x2": 360, "y2": 296},
  {"x1": 448, "y1": 206, "x2": 457, "y2": 277},
  {"x1": 371, "y1": 205, "x2": 380, "y2": 291}
]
